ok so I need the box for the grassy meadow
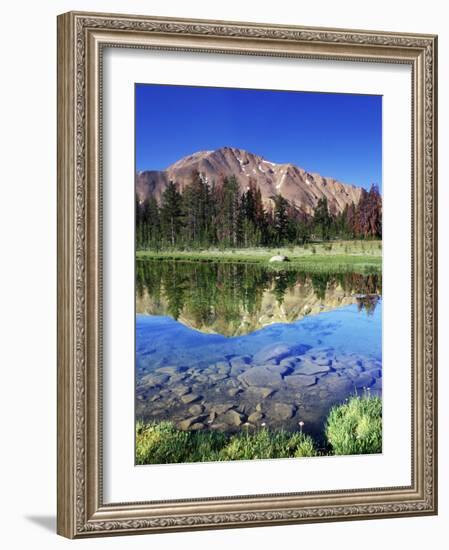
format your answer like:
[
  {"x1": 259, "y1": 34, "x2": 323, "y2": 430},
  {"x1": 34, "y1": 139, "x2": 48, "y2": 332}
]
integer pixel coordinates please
[{"x1": 137, "y1": 240, "x2": 382, "y2": 274}]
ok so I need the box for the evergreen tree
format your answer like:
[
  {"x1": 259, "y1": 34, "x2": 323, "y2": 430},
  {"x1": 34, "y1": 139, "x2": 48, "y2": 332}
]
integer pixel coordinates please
[
  {"x1": 160, "y1": 181, "x2": 183, "y2": 247},
  {"x1": 136, "y1": 173, "x2": 382, "y2": 249},
  {"x1": 345, "y1": 201, "x2": 356, "y2": 238},
  {"x1": 146, "y1": 196, "x2": 160, "y2": 249},
  {"x1": 296, "y1": 217, "x2": 311, "y2": 245},
  {"x1": 272, "y1": 194, "x2": 290, "y2": 245},
  {"x1": 313, "y1": 197, "x2": 332, "y2": 240},
  {"x1": 219, "y1": 176, "x2": 241, "y2": 247},
  {"x1": 135, "y1": 195, "x2": 143, "y2": 248},
  {"x1": 182, "y1": 170, "x2": 207, "y2": 246},
  {"x1": 366, "y1": 184, "x2": 382, "y2": 238},
  {"x1": 240, "y1": 181, "x2": 262, "y2": 247}
]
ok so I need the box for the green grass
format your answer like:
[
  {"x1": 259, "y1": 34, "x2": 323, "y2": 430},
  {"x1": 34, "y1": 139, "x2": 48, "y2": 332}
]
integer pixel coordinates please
[
  {"x1": 136, "y1": 395, "x2": 382, "y2": 464},
  {"x1": 325, "y1": 394, "x2": 382, "y2": 455},
  {"x1": 136, "y1": 421, "x2": 317, "y2": 464},
  {"x1": 136, "y1": 240, "x2": 382, "y2": 274}
]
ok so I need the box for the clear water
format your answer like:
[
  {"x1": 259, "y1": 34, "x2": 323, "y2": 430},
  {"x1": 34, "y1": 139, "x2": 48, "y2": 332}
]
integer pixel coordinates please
[
  {"x1": 135, "y1": 260, "x2": 382, "y2": 439},
  {"x1": 136, "y1": 302, "x2": 381, "y2": 370}
]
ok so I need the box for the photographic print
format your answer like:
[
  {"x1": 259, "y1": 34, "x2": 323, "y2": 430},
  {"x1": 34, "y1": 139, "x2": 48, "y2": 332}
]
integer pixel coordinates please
[
  {"x1": 135, "y1": 84, "x2": 383, "y2": 465},
  {"x1": 57, "y1": 13, "x2": 437, "y2": 536}
]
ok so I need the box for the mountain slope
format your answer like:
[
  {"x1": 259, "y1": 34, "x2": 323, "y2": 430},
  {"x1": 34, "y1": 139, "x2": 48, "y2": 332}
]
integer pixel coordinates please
[{"x1": 136, "y1": 147, "x2": 363, "y2": 215}]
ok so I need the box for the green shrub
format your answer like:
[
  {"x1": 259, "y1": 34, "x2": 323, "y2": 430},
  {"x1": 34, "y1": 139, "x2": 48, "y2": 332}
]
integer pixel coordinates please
[{"x1": 325, "y1": 395, "x2": 382, "y2": 455}]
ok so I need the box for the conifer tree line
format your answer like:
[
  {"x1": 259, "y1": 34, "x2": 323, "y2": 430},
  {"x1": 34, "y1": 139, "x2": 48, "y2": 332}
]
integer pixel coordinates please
[{"x1": 136, "y1": 171, "x2": 382, "y2": 250}]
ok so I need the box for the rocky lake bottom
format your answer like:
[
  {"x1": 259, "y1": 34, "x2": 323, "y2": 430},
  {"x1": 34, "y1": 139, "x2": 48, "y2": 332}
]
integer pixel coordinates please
[{"x1": 136, "y1": 301, "x2": 382, "y2": 442}]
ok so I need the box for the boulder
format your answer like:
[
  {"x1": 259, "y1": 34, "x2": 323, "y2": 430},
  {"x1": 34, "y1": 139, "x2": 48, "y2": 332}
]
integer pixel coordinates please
[
  {"x1": 265, "y1": 363, "x2": 292, "y2": 376},
  {"x1": 214, "y1": 361, "x2": 231, "y2": 374},
  {"x1": 192, "y1": 374, "x2": 208, "y2": 383},
  {"x1": 267, "y1": 403, "x2": 296, "y2": 421},
  {"x1": 209, "y1": 403, "x2": 234, "y2": 415},
  {"x1": 188, "y1": 404, "x2": 204, "y2": 416},
  {"x1": 207, "y1": 411, "x2": 217, "y2": 423},
  {"x1": 156, "y1": 366, "x2": 187, "y2": 374},
  {"x1": 366, "y1": 367, "x2": 382, "y2": 379},
  {"x1": 229, "y1": 356, "x2": 251, "y2": 369},
  {"x1": 168, "y1": 374, "x2": 188, "y2": 384},
  {"x1": 295, "y1": 359, "x2": 331, "y2": 376},
  {"x1": 312, "y1": 356, "x2": 332, "y2": 367},
  {"x1": 269, "y1": 255, "x2": 290, "y2": 262},
  {"x1": 221, "y1": 409, "x2": 245, "y2": 427},
  {"x1": 354, "y1": 373, "x2": 375, "y2": 389},
  {"x1": 254, "y1": 343, "x2": 311, "y2": 365},
  {"x1": 180, "y1": 393, "x2": 201, "y2": 404},
  {"x1": 279, "y1": 358, "x2": 297, "y2": 370},
  {"x1": 209, "y1": 372, "x2": 229, "y2": 382},
  {"x1": 253, "y1": 344, "x2": 292, "y2": 364},
  {"x1": 178, "y1": 415, "x2": 205, "y2": 430},
  {"x1": 246, "y1": 387, "x2": 275, "y2": 399},
  {"x1": 140, "y1": 373, "x2": 169, "y2": 388},
  {"x1": 321, "y1": 374, "x2": 354, "y2": 394},
  {"x1": 284, "y1": 374, "x2": 317, "y2": 388},
  {"x1": 238, "y1": 367, "x2": 283, "y2": 387},
  {"x1": 248, "y1": 411, "x2": 264, "y2": 423},
  {"x1": 171, "y1": 385, "x2": 191, "y2": 396}
]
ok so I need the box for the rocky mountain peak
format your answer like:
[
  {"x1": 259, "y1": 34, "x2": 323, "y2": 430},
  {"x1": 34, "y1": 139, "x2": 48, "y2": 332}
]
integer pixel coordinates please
[{"x1": 136, "y1": 147, "x2": 363, "y2": 215}]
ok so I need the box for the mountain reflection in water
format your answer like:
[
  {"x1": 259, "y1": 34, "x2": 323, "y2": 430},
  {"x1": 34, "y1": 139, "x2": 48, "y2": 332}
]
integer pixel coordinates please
[{"x1": 136, "y1": 259, "x2": 381, "y2": 336}]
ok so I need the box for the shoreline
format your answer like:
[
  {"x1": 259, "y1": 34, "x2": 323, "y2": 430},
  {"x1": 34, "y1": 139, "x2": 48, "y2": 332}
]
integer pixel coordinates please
[{"x1": 136, "y1": 243, "x2": 382, "y2": 274}]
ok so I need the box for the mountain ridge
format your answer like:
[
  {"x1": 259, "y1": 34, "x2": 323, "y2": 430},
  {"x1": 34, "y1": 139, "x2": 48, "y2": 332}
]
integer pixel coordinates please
[{"x1": 136, "y1": 146, "x2": 364, "y2": 215}]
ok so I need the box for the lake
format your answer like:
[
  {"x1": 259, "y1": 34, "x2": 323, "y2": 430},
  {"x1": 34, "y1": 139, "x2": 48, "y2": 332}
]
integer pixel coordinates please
[{"x1": 135, "y1": 260, "x2": 382, "y2": 442}]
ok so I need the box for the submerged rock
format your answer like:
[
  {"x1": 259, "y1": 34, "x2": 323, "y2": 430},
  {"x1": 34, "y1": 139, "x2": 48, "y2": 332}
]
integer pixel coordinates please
[
  {"x1": 320, "y1": 374, "x2": 354, "y2": 394},
  {"x1": 140, "y1": 373, "x2": 169, "y2": 388},
  {"x1": 214, "y1": 361, "x2": 231, "y2": 374},
  {"x1": 284, "y1": 374, "x2": 317, "y2": 388},
  {"x1": 238, "y1": 366, "x2": 283, "y2": 387},
  {"x1": 188, "y1": 404, "x2": 204, "y2": 416},
  {"x1": 209, "y1": 372, "x2": 229, "y2": 382},
  {"x1": 253, "y1": 343, "x2": 309, "y2": 364},
  {"x1": 180, "y1": 393, "x2": 201, "y2": 404},
  {"x1": 178, "y1": 415, "x2": 206, "y2": 430},
  {"x1": 246, "y1": 387, "x2": 275, "y2": 399},
  {"x1": 156, "y1": 366, "x2": 187, "y2": 374},
  {"x1": 209, "y1": 403, "x2": 234, "y2": 415},
  {"x1": 229, "y1": 356, "x2": 251, "y2": 376},
  {"x1": 295, "y1": 359, "x2": 331, "y2": 376},
  {"x1": 267, "y1": 403, "x2": 296, "y2": 421},
  {"x1": 171, "y1": 385, "x2": 191, "y2": 396},
  {"x1": 248, "y1": 411, "x2": 264, "y2": 423},
  {"x1": 168, "y1": 374, "x2": 188, "y2": 384},
  {"x1": 354, "y1": 373, "x2": 375, "y2": 389},
  {"x1": 265, "y1": 363, "x2": 292, "y2": 376},
  {"x1": 221, "y1": 409, "x2": 245, "y2": 426}
]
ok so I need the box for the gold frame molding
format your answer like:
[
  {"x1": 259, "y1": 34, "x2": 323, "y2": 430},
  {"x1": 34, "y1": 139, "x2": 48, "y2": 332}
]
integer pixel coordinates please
[{"x1": 57, "y1": 11, "x2": 438, "y2": 538}]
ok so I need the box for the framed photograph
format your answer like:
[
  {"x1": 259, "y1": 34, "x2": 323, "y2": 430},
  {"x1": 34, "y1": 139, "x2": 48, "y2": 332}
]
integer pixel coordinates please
[{"x1": 57, "y1": 11, "x2": 438, "y2": 538}]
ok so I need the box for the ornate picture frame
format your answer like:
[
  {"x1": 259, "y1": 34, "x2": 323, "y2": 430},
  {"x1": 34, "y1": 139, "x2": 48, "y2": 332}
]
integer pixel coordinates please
[{"x1": 57, "y1": 11, "x2": 438, "y2": 538}]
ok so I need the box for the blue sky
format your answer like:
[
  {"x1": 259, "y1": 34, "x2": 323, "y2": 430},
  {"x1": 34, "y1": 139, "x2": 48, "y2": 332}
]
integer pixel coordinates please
[{"x1": 135, "y1": 84, "x2": 382, "y2": 190}]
